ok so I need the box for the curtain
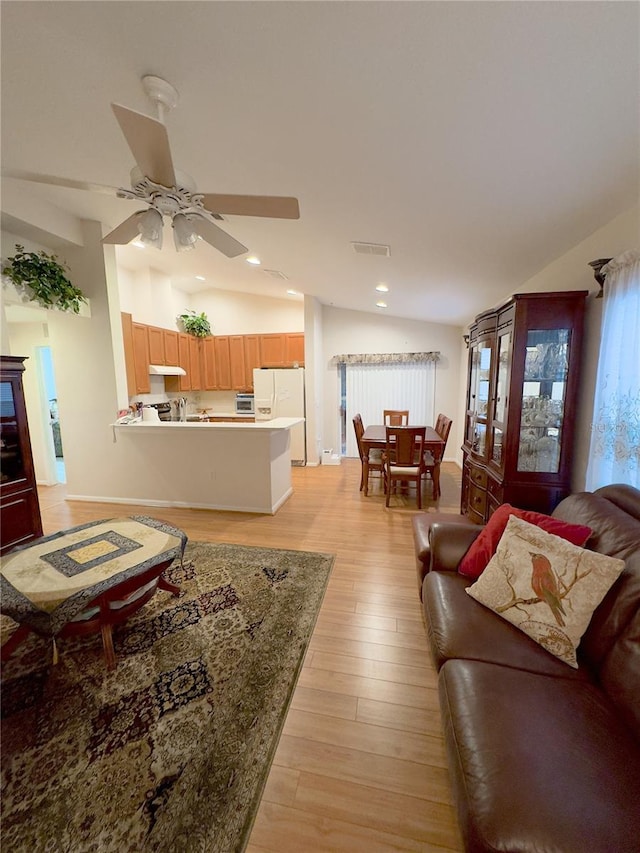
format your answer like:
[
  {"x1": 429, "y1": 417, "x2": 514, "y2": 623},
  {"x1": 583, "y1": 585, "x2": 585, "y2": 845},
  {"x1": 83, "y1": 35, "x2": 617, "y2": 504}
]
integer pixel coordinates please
[
  {"x1": 586, "y1": 250, "x2": 640, "y2": 490},
  {"x1": 345, "y1": 362, "x2": 436, "y2": 457}
]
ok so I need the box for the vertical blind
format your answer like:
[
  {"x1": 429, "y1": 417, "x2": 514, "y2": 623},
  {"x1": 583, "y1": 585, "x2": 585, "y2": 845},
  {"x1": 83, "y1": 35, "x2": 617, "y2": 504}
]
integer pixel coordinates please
[{"x1": 345, "y1": 362, "x2": 436, "y2": 457}]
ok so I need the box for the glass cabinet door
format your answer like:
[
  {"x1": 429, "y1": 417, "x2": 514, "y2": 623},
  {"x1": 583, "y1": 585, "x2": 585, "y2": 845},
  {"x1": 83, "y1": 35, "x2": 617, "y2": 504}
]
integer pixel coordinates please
[
  {"x1": 491, "y1": 331, "x2": 511, "y2": 466},
  {"x1": 467, "y1": 341, "x2": 492, "y2": 456},
  {"x1": 517, "y1": 329, "x2": 569, "y2": 473},
  {"x1": 0, "y1": 380, "x2": 26, "y2": 485}
]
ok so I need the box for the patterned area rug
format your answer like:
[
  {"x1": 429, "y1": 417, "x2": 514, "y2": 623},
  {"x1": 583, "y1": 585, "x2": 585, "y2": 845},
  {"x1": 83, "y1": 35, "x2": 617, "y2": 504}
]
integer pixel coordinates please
[{"x1": 1, "y1": 541, "x2": 334, "y2": 852}]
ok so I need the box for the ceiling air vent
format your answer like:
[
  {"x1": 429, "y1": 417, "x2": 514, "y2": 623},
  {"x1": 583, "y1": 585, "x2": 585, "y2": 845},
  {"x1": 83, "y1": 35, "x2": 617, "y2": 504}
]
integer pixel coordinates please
[
  {"x1": 263, "y1": 269, "x2": 289, "y2": 280},
  {"x1": 351, "y1": 241, "x2": 391, "y2": 257}
]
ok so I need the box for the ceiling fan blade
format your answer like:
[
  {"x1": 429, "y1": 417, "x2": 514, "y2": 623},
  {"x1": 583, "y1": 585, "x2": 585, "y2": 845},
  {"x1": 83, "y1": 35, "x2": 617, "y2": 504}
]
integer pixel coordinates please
[
  {"x1": 189, "y1": 216, "x2": 248, "y2": 258},
  {"x1": 101, "y1": 212, "x2": 142, "y2": 245},
  {"x1": 1, "y1": 168, "x2": 118, "y2": 196},
  {"x1": 201, "y1": 194, "x2": 300, "y2": 220},
  {"x1": 111, "y1": 103, "x2": 176, "y2": 188}
]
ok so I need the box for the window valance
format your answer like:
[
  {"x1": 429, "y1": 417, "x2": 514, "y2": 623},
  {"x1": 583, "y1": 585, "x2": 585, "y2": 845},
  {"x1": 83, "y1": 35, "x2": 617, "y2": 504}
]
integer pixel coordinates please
[{"x1": 331, "y1": 352, "x2": 440, "y2": 365}]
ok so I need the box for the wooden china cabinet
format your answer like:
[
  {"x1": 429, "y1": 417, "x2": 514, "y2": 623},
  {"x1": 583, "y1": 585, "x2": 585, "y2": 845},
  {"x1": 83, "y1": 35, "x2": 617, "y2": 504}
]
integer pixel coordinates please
[
  {"x1": 461, "y1": 290, "x2": 588, "y2": 523},
  {"x1": 0, "y1": 356, "x2": 43, "y2": 554}
]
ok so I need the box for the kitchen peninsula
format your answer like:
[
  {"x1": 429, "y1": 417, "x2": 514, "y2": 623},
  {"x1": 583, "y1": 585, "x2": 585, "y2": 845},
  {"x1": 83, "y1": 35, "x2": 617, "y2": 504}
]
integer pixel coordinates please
[{"x1": 110, "y1": 418, "x2": 303, "y2": 514}]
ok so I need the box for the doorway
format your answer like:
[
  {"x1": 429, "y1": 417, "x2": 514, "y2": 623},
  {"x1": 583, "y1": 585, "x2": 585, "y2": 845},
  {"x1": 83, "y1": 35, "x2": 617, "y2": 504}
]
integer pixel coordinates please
[{"x1": 39, "y1": 346, "x2": 66, "y2": 484}]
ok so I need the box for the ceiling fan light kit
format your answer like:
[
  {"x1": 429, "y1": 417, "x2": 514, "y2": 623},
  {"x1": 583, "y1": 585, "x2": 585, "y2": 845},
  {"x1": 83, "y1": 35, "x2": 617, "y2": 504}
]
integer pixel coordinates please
[
  {"x1": 136, "y1": 208, "x2": 164, "y2": 249},
  {"x1": 172, "y1": 213, "x2": 198, "y2": 252}
]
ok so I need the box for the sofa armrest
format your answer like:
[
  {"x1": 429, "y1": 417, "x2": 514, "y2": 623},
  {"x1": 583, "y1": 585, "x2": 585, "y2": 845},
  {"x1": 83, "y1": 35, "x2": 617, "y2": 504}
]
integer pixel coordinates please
[{"x1": 429, "y1": 522, "x2": 482, "y2": 573}]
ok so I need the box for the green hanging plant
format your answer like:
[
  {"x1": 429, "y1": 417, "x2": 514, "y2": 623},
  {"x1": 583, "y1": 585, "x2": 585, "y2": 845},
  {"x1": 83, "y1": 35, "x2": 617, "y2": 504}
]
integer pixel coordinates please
[
  {"x1": 2, "y1": 244, "x2": 87, "y2": 314},
  {"x1": 178, "y1": 310, "x2": 211, "y2": 338}
]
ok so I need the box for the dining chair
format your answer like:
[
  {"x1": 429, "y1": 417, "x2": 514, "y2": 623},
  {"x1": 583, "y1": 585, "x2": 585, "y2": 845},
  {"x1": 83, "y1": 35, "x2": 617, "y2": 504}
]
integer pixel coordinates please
[
  {"x1": 384, "y1": 425, "x2": 426, "y2": 508},
  {"x1": 383, "y1": 409, "x2": 409, "y2": 426},
  {"x1": 353, "y1": 413, "x2": 385, "y2": 494},
  {"x1": 424, "y1": 414, "x2": 452, "y2": 498}
]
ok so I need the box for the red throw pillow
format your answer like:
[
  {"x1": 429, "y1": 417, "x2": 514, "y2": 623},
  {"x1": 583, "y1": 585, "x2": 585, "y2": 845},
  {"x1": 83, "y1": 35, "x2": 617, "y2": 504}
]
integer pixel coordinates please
[{"x1": 458, "y1": 503, "x2": 592, "y2": 579}]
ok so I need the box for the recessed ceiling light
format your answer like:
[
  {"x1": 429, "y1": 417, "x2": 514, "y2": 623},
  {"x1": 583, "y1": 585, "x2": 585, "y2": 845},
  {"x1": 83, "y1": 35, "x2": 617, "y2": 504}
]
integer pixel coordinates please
[
  {"x1": 286, "y1": 289, "x2": 298, "y2": 295},
  {"x1": 132, "y1": 240, "x2": 145, "y2": 249},
  {"x1": 376, "y1": 283, "x2": 389, "y2": 292},
  {"x1": 376, "y1": 301, "x2": 387, "y2": 309},
  {"x1": 246, "y1": 256, "x2": 261, "y2": 266},
  {"x1": 195, "y1": 275, "x2": 206, "y2": 281}
]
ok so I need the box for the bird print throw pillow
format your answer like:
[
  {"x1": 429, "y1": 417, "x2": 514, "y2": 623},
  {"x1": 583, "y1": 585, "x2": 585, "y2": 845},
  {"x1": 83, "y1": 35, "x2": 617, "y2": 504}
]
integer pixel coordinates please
[{"x1": 466, "y1": 515, "x2": 625, "y2": 667}]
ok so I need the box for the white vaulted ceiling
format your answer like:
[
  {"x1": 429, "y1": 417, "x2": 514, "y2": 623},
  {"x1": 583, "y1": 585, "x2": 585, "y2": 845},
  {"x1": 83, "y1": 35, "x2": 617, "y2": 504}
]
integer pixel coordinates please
[{"x1": 1, "y1": 1, "x2": 638, "y2": 326}]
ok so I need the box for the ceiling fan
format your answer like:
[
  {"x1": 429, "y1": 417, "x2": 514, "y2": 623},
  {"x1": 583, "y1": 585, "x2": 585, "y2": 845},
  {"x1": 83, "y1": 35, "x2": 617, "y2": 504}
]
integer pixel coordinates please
[{"x1": 4, "y1": 75, "x2": 300, "y2": 258}]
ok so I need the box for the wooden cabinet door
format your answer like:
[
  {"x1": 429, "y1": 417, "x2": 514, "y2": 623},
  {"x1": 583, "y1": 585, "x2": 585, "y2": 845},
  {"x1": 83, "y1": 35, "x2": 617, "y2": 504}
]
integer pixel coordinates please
[
  {"x1": 176, "y1": 333, "x2": 192, "y2": 391},
  {"x1": 259, "y1": 333, "x2": 286, "y2": 367},
  {"x1": 132, "y1": 323, "x2": 151, "y2": 394},
  {"x1": 201, "y1": 337, "x2": 217, "y2": 390},
  {"x1": 148, "y1": 326, "x2": 165, "y2": 364},
  {"x1": 215, "y1": 336, "x2": 231, "y2": 390},
  {"x1": 163, "y1": 330, "x2": 179, "y2": 366},
  {"x1": 188, "y1": 337, "x2": 201, "y2": 390},
  {"x1": 229, "y1": 335, "x2": 247, "y2": 389},
  {"x1": 121, "y1": 313, "x2": 136, "y2": 398},
  {"x1": 285, "y1": 333, "x2": 304, "y2": 366},
  {"x1": 244, "y1": 335, "x2": 261, "y2": 388}
]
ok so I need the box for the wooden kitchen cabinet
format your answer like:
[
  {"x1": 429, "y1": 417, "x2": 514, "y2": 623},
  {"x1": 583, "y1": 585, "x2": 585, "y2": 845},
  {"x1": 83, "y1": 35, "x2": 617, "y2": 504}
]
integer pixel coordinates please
[
  {"x1": 201, "y1": 337, "x2": 217, "y2": 390},
  {"x1": 0, "y1": 356, "x2": 43, "y2": 554},
  {"x1": 229, "y1": 336, "x2": 247, "y2": 390},
  {"x1": 244, "y1": 335, "x2": 261, "y2": 388},
  {"x1": 132, "y1": 323, "x2": 151, "y2": 394},
  {"x1": 188, "y1": 337, "x2": 202, "y2": 390},
  {"x1": 461, "y1": 290, "x2": 587, "y2": 522},
  {"x1": 163, "y1": 330, "x2": 179, "y2": 365},
  {"x1": 148, "y1": 326, "x2": 165, "y2": 364},
  {"x1": 285, "y1": 333, "x2": 305, "y2": 366},
  {"x1": 214, "y1": 336, "x2": 232, "y2": 390},
  {"x1": 259, "y1": 334, "x2": 286, "y2": 367},
  {"x1": 259, "y1": 333, "x2": 305, "y2": 367}
]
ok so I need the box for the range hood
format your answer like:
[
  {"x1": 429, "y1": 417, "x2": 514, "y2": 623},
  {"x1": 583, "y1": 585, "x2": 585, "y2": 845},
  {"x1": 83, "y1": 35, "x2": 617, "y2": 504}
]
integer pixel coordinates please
[{"x1": 149, "y1": 364, "x2": 186, "y2": 376}]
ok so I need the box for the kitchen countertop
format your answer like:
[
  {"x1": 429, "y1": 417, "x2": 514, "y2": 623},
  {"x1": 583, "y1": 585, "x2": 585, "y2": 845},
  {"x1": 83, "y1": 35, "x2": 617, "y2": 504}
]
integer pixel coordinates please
[{"x1": 112, "y1": 417, "x2": 303, "y2": 431}]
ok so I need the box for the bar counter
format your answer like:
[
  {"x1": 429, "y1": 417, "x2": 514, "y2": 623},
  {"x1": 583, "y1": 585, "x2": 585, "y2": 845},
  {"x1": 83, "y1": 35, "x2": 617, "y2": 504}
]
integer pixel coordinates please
[{"x1": 104, "y1": 417, "x2": 304, "y2": 514}]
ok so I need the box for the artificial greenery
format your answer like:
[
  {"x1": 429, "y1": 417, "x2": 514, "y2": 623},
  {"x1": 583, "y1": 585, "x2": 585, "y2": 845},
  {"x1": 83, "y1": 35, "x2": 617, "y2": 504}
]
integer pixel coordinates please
[
  {"x1": 2, "y1": 244, "x2": 86, "y2": 314},
  {"x1": 178, "y1": 310, "x2": 212, "y2": 338}
]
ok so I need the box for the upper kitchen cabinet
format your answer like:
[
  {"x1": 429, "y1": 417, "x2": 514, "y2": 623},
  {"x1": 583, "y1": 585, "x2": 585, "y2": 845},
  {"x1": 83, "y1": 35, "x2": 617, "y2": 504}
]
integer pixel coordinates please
[
  {"x1": 132, "y1": 322, "x2": 151, "y2": 394},
  {"x1": 148, "y1": 326, "x2": 165, "y2": 365},
  {"x1": 259, "y1": 333, "x2": 305, "y2": 367},
  {"x1": 229, "y1": 336, "x2": 247, "y2": 390},
  {"x1": 285, "y1": 333, "x2": 305, "y2": 366},
  {"x1": 201, "y1": 337, "x2": 216, "y2": 391},
  {"x1": 243, "y1": 335, "x2": 261, "y2": 389},
  {"x1": 0, "y1": 356, "x2": 43, "y2": 554},
  {"x1": 461, "y1": 290, "x2": 587, "y2": 523},
  {"x1": 214, "y1": 336, "x2": 231, "y2": 390},
  {"x1": 163, "y1": 330, "x2": 179, "y2": 366}
]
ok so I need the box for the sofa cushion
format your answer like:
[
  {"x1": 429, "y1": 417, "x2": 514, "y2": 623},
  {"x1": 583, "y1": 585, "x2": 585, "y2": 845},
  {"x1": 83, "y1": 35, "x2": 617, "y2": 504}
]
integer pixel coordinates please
[
  {"x1": 466, "y1": 516, "x2": 625, "y2": 667},
  {"x1": 439, "y1": 658, "x2": 640, "y2": 853},
  {"x1": 458, "y1": 503, "x2": 592, "y2": 579},
  {"x1": 553, "y1": 490, "x2": 640, "y2": 560},
  {"x1": 580, "y1": 551, "x2": 640, "y2": 671},
  {"x1": 422, "y1": 570, "x2": 592, "y2": 679}
]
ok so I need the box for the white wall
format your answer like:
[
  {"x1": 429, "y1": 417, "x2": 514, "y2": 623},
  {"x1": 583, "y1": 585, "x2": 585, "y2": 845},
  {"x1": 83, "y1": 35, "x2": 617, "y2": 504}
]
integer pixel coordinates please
[{"x1": 321, "y1": 306, "x2": 464, "y2": 459}]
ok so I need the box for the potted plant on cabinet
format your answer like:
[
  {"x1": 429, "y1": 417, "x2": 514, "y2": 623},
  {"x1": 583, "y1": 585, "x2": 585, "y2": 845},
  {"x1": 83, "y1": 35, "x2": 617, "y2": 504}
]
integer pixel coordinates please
[
  {"x1": 2, "y1": 244, "x2": 87, "y2": 314},
  {"x1": 177, "y1": 310, "x2": 211, "y2": 337}
]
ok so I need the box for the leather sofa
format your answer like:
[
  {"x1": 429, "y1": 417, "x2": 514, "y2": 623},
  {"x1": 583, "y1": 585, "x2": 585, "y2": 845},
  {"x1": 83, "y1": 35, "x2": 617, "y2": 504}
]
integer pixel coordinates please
[{"x1": 413, "y1": 484, "x2": 640, "y2": 853}]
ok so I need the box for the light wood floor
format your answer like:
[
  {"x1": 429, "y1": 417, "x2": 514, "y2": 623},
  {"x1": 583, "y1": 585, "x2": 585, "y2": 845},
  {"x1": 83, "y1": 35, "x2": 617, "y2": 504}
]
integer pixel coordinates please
[{"x1": 36, "y1": 459, "x2": 464, "y2": 852}]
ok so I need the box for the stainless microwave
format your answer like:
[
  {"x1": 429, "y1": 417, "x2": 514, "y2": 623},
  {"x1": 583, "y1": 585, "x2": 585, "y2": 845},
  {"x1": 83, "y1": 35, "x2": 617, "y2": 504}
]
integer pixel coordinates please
[{"x1": 235, "y1": 393, "x2": 255, "y2": 414}]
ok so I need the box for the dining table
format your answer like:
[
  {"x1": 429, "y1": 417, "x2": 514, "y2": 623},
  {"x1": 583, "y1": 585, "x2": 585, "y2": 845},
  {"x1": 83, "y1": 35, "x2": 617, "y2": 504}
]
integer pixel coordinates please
[{"x1": 360, "y1": 424, "x2": 445, "y2": 498}]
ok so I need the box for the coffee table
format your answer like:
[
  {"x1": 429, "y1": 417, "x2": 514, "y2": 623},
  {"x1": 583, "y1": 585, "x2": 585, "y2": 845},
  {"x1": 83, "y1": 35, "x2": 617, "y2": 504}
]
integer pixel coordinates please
[{"x1": 1, "y1": 515, "x2": 187, "y2": 669}]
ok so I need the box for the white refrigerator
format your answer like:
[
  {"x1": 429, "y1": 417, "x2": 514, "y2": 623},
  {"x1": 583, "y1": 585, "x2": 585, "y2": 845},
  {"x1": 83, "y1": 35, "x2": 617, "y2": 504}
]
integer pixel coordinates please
[{"x1": 253, "y1": 367, "x2": 306, "y2": 465}]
